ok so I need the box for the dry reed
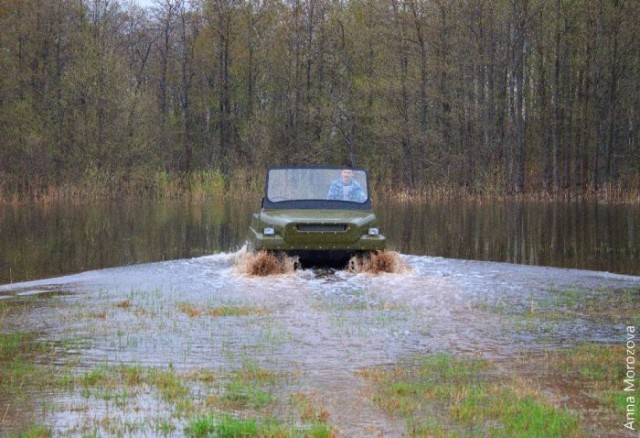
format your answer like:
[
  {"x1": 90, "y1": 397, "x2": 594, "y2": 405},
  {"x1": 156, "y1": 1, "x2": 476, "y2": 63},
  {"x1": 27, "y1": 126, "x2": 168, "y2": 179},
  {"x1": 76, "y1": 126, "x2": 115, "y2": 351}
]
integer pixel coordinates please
[{"x1": 2, "y1": 168, "x2": 638, "y2": 205}]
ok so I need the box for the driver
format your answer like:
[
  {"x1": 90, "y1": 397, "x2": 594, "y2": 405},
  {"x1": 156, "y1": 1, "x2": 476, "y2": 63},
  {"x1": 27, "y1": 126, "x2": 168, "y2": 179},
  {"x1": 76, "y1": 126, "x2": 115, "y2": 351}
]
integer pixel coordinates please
[{"x1": 326, "y1": 168, "x2": 366, "y2": 202}]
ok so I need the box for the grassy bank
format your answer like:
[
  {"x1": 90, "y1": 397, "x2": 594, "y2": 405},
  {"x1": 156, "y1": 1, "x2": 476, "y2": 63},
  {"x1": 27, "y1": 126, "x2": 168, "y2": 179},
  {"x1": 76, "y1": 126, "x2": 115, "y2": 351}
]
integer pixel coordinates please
[
  {"x1": 1, "y1": 168, "x2": 639, "y2": 204},
  {"x1": 358, "y1": 348, "x2": 636, "y2": 437}
]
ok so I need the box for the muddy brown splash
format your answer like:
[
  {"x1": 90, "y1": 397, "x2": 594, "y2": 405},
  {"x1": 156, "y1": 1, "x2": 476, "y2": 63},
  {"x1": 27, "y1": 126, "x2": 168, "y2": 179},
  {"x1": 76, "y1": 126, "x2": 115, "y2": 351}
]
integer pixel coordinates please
[
  {"x1": 348, "y1": 251, "x2": 411, "y2": 274},
  {"x1": 236, "y1": 250, "x2": 299, "y2": 276}
]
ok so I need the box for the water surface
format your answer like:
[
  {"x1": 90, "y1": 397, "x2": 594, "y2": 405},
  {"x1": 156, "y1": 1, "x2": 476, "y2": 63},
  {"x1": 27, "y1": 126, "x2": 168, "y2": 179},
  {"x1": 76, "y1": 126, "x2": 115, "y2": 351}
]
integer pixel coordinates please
[
  {"x1": 0, "y1": 251, "x2": 638, "y2": 435},
  {"x1": 0, "y1": 196, "x2": 639, "y2": 435},
  {"x1": 1, "y1": 198, "x2": 638, "y2": 284}
]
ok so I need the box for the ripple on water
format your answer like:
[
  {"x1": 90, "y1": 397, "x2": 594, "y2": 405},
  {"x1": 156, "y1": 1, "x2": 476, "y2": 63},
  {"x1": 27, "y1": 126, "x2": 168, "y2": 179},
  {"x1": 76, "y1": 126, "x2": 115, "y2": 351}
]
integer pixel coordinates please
[{"x1": 1, "y1": 251, "x2": 638, "y2": 435}]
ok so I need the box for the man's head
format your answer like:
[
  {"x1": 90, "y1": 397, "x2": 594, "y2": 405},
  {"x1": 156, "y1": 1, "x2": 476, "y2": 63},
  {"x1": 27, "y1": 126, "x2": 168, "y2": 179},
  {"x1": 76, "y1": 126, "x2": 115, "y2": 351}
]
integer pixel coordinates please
[{"x1": 340, "y1": 168, "x2": 354, "y2": 185}]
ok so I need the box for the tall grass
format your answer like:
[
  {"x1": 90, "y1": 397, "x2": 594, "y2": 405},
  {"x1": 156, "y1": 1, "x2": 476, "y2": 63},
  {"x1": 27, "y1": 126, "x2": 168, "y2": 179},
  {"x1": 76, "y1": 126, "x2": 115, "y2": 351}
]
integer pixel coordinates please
[
  {"x1": 189, "y1": 169, "x2": 226, "y2": 200},
  {"x1": 371, "y1": 166, "x2": 640, "y2": 203},
  {"x1": 3, "y1": 166, "x2": 638, "y2": 204},
  {"x1": 0, "y1": 168, "x2": 241, "y2": 204}
]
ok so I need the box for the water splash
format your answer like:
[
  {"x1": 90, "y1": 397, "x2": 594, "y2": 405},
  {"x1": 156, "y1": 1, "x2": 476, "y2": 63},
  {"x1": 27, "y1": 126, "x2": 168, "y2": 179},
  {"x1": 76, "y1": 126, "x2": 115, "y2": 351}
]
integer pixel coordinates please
[
  {"x1": 235, "y1": 250, "x2": 299, "y2": 276},
  {"x1": 348, "y1": 251, "x2": 412, "y2": 274},
  {"x1": 234, "y1": 247, "x2": 411, "y2": 276}
]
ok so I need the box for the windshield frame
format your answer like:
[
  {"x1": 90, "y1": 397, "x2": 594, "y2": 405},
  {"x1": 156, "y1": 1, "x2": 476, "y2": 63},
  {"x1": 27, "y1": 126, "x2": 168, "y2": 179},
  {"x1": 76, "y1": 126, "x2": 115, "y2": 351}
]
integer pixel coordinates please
[{"x1": 262, "y1": 166, "x2": 373, "y2": 210}]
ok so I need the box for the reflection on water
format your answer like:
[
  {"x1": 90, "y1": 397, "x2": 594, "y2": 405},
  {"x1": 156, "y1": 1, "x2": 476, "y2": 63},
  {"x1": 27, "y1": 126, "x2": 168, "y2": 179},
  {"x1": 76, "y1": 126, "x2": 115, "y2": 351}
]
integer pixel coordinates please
[
  {"x1": 0, "y1": 198, "x2": 638, "y2": 284},
  {"x1": 379, "y1": 199, "x2": 639, "y2": 275},
  {"x1": 0, "y1": 199, "x2": 253, "y2": 284}
]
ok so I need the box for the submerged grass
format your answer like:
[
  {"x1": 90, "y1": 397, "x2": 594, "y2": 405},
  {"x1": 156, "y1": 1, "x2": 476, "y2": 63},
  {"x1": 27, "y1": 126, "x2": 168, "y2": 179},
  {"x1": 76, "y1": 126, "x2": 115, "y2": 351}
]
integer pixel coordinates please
[
  {"x1": 539, "y1": 287, "x2": 639, "y2": 323},
  {"x1": 359, "y1": 353, "x2": 583, "y2": 437},
  {"x1": 291, "y1": 392, "x2": 331, "y2": 424},
  {"x1": 0, "y1": 329, "x2": 61, "y2": 436},
  {"x1": 545, "y1": 344, "x2": 633, "y2": 401},
  {"x1": 46, "y1": 359, "x2": 332, "y2": 436},
  {"x1": 512, "y1": 343, "x2": 639, "y2": 435},
  {"x1": 476, "y1": 287, "x2": 640, "y2": 324},
  {"x1": 177, "y1": 302, "x2": 268, "y2": 318},
  {"x1": 77, "y1": 363, "x2": 189, "y2": 405},
  {"x1": 217, "y1": 362, "x2": 281, "y2": 410},
  {"x1": 0, "y1": 332, "x2": 51, "y2": 390},
  {"x1": 222, "y1": 380, "x2": 274, "y2": 409}
]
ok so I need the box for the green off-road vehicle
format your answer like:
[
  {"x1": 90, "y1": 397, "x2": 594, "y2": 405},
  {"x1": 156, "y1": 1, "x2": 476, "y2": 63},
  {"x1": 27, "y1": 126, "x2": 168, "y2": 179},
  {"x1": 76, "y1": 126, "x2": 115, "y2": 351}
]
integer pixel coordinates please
[{"x1": 249, "y1": 166, "x2": 386, "y2": 268}]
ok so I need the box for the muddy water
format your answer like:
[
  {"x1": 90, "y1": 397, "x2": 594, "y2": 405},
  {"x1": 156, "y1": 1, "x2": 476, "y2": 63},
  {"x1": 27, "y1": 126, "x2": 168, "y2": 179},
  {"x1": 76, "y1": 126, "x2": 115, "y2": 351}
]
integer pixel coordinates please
[{"x1": 1, "y1": 250, "x2": 638, "y2": 435}]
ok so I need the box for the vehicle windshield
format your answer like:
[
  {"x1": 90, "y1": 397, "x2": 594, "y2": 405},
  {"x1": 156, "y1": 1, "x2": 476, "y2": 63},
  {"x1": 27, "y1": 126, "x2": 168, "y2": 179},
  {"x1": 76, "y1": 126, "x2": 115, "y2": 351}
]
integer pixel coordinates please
[{"x1": 267, "y1": 168, "x2": 369, "y2": 203}]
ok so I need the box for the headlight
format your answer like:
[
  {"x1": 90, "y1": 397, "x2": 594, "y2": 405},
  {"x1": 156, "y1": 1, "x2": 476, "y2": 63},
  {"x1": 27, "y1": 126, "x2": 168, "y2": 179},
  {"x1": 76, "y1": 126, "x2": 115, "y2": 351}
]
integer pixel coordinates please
[
  {"x1": 368, "y1": 227, "x2": 380, "y2": 236},
  {"x1": 263, "y1": 227, "x2": 275, "y2": 236}
]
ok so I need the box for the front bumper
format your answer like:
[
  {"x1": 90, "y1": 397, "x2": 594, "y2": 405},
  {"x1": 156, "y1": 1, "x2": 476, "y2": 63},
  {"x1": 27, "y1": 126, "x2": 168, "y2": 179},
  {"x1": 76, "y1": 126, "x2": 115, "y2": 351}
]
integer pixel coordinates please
[{"x1": 250, "y1": 228, "x2": 386, "y2": 252}]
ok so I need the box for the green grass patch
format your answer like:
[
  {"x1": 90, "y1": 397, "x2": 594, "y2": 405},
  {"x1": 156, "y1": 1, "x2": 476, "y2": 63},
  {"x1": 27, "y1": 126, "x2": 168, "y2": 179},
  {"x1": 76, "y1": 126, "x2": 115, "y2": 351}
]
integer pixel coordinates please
[
  {"x1": 517, "y1": 343, "x2": 639, "y2": 434},
  {"x1": 5, "y1": 424, "x2": 53, "y2": 438},
  {"x1": 0, "y1": 332, "x2": 50, "y2": 363},
  {"x1": 148, "y1": 366, "x2": 190, "y2": 401},
  {"x1": 218, "y1": 363, "x2": 279, "y2": 410},
  {"x1": 188, "y1": 414, "x2": 288, "y2": 437},
  {"x1": 0, "y1": 332, "x2": 53, "y2": 390},
  {"x1": 0, "y1": 332, "x2": 25, "y2": 358},
  {"x1": 222, "y1": 380, "x2": 273, "y2": 409},
  {"x1": 77, "y1": 363, "x2": 189, "y2": 403},
  {"x1": 0, "y1": 331, "x2": 61, "y2": 436},
  {"x1": 184, "y1": 414, "x2": 335, "y2": 438},
  {"x1": 551, "y1": 343, "x2": 625, "y2": 389},
  {"x1": 359, "y1": 353, "x2": 582, "y2": 437}
]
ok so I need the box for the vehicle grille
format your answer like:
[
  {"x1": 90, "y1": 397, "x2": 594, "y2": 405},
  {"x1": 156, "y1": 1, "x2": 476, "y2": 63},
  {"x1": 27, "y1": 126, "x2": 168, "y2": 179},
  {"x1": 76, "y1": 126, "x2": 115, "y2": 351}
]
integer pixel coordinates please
[{"x1": 296, "y1": 224, "x2": 348, "y2": 232}]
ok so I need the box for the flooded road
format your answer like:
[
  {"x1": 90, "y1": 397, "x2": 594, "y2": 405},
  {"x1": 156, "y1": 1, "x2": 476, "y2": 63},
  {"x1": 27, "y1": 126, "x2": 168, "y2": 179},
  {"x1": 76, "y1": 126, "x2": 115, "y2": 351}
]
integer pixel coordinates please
[{"x1": 1, "y1": 250, "x2": 638, "y2": 436}]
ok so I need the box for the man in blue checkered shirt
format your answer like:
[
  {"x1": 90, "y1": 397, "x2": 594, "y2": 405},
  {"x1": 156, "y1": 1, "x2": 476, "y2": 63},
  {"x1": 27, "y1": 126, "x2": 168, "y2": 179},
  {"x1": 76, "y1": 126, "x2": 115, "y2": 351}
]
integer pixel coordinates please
[{"x1": 326, "y1": 168, "x2": 366, "y2": 202}]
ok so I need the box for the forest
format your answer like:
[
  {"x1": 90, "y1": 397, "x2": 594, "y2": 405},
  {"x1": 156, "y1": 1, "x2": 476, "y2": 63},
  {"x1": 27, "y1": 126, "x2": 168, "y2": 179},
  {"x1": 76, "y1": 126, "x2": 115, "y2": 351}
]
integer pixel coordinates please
[{"x1": 0, "y1": 0, "x2": 639, "y2": 199}]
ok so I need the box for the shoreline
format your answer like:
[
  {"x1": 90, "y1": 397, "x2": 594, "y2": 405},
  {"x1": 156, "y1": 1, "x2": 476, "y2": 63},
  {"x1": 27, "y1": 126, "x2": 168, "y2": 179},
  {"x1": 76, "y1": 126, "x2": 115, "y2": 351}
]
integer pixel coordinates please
[{"x1": 1, "y1": 169, "x2": 638, "y2": 205}]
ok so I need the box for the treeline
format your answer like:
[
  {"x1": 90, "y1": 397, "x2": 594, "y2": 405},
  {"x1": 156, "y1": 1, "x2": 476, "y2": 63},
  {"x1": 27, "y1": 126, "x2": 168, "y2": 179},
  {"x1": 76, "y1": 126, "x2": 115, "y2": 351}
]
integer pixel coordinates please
[{"x1": 1, "y1": 0, "x2": 639, "y2": 199}]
